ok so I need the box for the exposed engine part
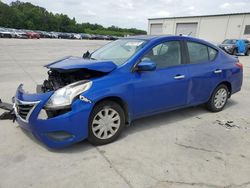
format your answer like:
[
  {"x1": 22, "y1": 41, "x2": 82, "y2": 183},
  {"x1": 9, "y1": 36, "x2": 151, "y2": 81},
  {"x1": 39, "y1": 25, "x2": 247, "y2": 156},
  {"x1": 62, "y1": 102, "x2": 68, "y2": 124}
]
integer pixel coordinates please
[
  {"x1": 1, "y1": 68, "x2": 106, "y2": 121},
  {"x1": 0, "y1": 99, "x2": 16, "y2": 121},
  {"x1": 39, "y1": 68, "x2": 106, "y2": 119},
  {"x1": 41, "y1": 68, "x2": 105, "y2": 92},
  {"x1": 0, "y1": 111, "x2": 16, "y2": 121},
  {"x1": 0, "y1": 99, "x2": 13, "y2": 111}
]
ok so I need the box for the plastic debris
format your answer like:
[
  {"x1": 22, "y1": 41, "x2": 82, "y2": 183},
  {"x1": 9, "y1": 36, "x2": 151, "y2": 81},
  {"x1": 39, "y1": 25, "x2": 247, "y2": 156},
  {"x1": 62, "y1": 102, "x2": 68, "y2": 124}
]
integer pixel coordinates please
[{"x1": 215, "y1": 120, "x2": 240, "y2": 129}]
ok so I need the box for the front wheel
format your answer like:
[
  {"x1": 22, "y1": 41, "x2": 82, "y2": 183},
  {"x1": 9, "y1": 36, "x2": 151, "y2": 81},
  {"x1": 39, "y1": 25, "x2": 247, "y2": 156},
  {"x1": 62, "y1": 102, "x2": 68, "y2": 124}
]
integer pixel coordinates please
[
  {"x1": 88, "y1": 101, "x2": 125, "y2": 145},
  {"x1": 206, "y1": 84, "x2": 229, "y2": 112}
]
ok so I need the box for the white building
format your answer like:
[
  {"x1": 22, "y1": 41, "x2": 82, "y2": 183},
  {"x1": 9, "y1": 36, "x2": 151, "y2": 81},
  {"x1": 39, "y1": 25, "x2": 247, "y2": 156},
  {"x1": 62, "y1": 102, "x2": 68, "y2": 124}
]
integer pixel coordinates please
[{"x1": 148, "y1": 12, "x2": 250, "y2": 43}]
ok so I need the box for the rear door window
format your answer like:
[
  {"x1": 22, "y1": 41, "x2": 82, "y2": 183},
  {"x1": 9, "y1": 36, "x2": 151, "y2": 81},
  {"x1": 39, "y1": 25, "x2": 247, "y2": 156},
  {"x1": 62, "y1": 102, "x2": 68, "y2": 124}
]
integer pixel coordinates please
[
  {"x1": 187, "y1": 42, "x2": 217, "y2": 63},
  {"x1": 208, "y1": 47, "x2": 217, "y2": 61}
]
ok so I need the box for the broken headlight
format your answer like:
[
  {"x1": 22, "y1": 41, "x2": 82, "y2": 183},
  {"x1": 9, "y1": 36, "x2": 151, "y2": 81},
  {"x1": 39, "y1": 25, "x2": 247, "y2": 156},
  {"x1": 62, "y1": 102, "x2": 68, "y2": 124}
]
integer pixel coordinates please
[{"x1": 44, "y1": 80, "x2": 92, "y2": 109}]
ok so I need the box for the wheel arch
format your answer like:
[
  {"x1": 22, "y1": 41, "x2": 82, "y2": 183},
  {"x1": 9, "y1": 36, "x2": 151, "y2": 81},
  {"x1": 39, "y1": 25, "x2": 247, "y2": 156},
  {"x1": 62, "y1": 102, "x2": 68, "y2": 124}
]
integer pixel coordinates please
[
  {"x1": 93, "y1": 96, "x2": 130, "y2": 124},
  {"x1": 216, "y1": 81, "x2": 232, "y2": 97}
]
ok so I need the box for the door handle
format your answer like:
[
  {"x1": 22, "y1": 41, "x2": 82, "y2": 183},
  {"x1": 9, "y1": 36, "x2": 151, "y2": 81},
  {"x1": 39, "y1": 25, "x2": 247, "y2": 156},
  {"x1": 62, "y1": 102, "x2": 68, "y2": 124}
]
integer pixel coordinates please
[
  {"x1": 174, "y1": 75, "x2": 185, "y2": 80},
  {"x1": 214, "y1": 69, "x2": 222, "y2": 74}
]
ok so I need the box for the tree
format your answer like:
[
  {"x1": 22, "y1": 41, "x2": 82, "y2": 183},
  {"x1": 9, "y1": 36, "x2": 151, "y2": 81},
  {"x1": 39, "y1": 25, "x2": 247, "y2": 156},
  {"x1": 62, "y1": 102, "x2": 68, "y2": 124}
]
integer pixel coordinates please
[{"x1": 0, "y1": 0, "x2": 147, "y2": 36}]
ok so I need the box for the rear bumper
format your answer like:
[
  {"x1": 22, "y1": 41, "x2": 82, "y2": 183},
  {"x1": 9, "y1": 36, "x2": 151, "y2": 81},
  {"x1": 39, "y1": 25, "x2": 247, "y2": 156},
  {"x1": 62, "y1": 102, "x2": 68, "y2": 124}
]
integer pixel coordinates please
[
  {"x1": 231, "y1": 68, "x2": 243, "y2": 95},
  {"x1": 15, "y1": 85, "x2": 92, "y2": 149}
]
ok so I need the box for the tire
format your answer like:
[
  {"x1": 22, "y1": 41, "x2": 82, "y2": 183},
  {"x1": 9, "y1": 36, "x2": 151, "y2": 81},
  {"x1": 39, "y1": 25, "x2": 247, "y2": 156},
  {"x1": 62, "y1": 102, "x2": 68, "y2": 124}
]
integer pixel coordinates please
[
  {"x1": 206, "y1": 84, "x2": 229, "y2": 112},
  {"x1": 88, "y1": 101, "x2": 125, "y2": 145}
]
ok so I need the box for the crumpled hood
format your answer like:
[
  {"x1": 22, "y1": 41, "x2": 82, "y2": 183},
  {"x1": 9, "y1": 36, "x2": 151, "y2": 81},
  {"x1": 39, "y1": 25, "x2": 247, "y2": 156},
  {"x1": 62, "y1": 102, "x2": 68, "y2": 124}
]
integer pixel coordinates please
[{"x1": 45, "y1": 56, "x2": 117, "y2": 73}]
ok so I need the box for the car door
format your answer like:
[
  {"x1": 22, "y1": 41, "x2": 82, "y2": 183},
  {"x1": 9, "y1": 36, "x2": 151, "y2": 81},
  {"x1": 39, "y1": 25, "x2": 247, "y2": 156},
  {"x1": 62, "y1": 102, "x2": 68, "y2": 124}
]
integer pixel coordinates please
[
  {"x1": 132, "y1": 40, "x2": 189, "y2": 118},
  {"x1": 184, "y1": 40, "x2": 222, "y2": 105}
]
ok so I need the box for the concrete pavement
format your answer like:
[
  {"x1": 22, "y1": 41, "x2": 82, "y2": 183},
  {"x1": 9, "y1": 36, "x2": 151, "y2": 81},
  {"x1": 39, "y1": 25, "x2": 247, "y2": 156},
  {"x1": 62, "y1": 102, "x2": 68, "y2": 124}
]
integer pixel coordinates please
[{"x1": 0, "y1": 39, "x2": 250, "y2": 188}]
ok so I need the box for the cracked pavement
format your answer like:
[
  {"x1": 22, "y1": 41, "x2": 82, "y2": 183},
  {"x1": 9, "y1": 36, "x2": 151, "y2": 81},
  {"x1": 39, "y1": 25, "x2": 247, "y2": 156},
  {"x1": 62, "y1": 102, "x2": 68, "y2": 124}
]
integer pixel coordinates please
[{"x1": 0, "y1": 39, "x2": 250, "y2": 188}]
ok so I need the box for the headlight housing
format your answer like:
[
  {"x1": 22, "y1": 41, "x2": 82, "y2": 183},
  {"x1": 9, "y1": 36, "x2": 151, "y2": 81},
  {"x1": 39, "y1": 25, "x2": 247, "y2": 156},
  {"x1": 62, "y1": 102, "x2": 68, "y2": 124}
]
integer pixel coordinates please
[{"x1": 44, "y1": 80, "x2": 92, "y2": 109}]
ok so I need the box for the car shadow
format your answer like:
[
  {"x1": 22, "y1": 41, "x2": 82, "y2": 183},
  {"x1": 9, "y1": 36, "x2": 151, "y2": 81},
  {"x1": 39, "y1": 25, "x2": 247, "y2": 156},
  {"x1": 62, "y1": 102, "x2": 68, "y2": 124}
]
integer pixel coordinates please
[
  {"x1": 45, "y1": 99, "x2": 238, "y2": 153},
  {"x1": 122, "y1": 106, "x2": 207, "y2": 138},
  {"x1": 21, "y1": 128, "x2": 94, "y2": 153},
  {"x1": 121, "y1": 99, "x2": 239, "y2": 139},
  {"x1": 48, "y1": 140, "x2": 94, "y2": 153},
  {"x1": 224, "y1": 98, "x2": 238, "y2": 109}
]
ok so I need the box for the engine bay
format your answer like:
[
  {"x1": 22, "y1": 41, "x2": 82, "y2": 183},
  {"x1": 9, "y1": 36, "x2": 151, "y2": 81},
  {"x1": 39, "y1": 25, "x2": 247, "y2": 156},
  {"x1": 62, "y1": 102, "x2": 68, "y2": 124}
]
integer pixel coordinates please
[{"x1": 41, "y1": 68, "x2": 106, "y2": 92}]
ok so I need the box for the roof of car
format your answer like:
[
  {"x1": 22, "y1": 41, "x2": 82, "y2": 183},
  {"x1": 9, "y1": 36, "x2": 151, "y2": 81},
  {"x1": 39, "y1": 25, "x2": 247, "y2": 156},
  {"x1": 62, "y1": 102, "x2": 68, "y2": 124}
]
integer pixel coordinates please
[
  {"x1": 125, "y1": 35, "x2": 207, "y2": 42},
  {"x1": 125, "y1": 35, "x2": 173, "y2": 40},
  {"x1": 124, "y1": 35, "x2": 220, "y2": 50}
]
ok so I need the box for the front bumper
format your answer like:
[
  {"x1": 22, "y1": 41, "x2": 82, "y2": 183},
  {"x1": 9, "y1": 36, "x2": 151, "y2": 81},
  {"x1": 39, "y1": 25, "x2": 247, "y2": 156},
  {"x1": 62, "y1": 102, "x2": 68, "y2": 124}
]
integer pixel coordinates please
[{"x1": 14, "y1": 85, "x2": 92, "y2": 149}]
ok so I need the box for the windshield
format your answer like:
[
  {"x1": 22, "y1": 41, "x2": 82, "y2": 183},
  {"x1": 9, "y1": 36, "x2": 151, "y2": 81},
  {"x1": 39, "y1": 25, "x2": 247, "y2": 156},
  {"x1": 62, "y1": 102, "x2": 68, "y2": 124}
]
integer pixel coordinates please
[
  {"x1": 91, "y1": 39, "x2": 146, "y2": 65},
  {"x1": 222, "y1": 39, "x2": 237, "y2": 44}
]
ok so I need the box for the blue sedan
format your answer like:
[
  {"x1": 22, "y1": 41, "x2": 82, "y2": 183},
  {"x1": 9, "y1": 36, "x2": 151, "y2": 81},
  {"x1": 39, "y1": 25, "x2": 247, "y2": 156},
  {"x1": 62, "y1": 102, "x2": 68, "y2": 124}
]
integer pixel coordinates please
[{"x1": 13, "y1": 35, "x2": 243, "y2": 148}]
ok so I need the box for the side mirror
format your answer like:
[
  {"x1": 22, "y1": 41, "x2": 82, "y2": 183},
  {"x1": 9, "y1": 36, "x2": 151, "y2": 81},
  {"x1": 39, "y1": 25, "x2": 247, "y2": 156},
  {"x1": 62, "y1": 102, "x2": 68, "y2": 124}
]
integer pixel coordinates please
[{"x1": 137, "y1": 60, "x2": 156, "y2": 71}]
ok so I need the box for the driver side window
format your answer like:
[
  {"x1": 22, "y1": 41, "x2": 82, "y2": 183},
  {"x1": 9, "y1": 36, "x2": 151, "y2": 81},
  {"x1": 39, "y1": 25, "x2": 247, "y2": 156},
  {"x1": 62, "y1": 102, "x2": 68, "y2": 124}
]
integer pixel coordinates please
[{"x1": 142, "y1": 41, "x2": 181, "y2": 69}]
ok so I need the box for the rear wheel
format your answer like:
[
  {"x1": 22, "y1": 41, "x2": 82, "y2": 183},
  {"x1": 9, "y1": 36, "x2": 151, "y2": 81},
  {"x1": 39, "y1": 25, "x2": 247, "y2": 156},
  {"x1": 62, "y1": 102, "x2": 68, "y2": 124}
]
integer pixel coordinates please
[
  {"x1": 206, "y1": 84, "x2": 229, "y2": 112},
  {"x1": 88, "y1": 101, "x2": 125, "y2": 145}
]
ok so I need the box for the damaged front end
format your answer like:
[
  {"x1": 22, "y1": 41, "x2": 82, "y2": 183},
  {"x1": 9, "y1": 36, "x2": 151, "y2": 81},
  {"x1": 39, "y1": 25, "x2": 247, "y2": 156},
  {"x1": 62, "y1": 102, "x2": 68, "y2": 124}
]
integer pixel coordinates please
[{"x1": 0, "y1": 56, "x2": 117, "y2": 148}]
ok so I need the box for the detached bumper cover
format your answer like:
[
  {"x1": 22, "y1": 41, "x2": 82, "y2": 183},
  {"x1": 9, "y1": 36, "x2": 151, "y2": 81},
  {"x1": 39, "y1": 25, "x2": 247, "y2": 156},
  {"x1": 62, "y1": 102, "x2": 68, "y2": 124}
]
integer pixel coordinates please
[
  {"x1": 0, "y1": 99, "x2": 15, "y2": 120},
  {"x1": 15, "y1": 84, "x2": 92, "y2": 149}
]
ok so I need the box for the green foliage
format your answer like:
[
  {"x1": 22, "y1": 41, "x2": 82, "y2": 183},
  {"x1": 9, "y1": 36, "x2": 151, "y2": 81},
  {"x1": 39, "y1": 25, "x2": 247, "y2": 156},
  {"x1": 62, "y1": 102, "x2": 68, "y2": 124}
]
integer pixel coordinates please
[{"x1": 0, "y1": 0, "x2": 146, "y2": 36}]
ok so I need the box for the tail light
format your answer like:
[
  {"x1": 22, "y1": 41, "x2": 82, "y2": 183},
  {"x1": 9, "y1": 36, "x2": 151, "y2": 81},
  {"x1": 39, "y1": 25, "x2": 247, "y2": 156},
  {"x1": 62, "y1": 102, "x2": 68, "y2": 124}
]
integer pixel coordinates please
[{"x1": 236, "y1": 60, "x2": 243, "y2": 70}]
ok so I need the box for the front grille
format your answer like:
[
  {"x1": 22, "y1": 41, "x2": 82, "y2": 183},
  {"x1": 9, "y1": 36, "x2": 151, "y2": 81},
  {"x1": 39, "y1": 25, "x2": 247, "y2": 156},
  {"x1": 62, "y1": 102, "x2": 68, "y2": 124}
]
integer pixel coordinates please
[{"x1": 15, "y1": 100, "x2": 39, "y2": 121}]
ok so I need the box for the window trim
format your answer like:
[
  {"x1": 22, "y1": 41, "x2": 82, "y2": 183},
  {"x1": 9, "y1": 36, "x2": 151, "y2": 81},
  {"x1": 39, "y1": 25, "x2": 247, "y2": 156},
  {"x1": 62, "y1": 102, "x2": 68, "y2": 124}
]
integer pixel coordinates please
[
  {"x1": 184, "y1": 40, "x2": 218, "y2": 64},
  {"x1": 132, "y1": 39, "x2": 186, "y2": 72}
]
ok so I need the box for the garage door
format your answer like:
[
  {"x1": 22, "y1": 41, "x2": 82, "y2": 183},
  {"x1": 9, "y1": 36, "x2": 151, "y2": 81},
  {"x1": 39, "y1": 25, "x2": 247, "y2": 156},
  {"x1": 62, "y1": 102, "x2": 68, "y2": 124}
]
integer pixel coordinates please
[
  {"x1": 176, "y1": 23, "x2": 198, "y2": 37},
  {"x1": 150, "y1": 24, "x2": 163, "y2": 35}
]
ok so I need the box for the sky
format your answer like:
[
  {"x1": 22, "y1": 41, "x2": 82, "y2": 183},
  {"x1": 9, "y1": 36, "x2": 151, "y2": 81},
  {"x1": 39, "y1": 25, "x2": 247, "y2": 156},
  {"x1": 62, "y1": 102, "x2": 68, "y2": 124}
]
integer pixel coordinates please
[{"x1": 2, "y1": 0, "x2": 250, "y2": 30}]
